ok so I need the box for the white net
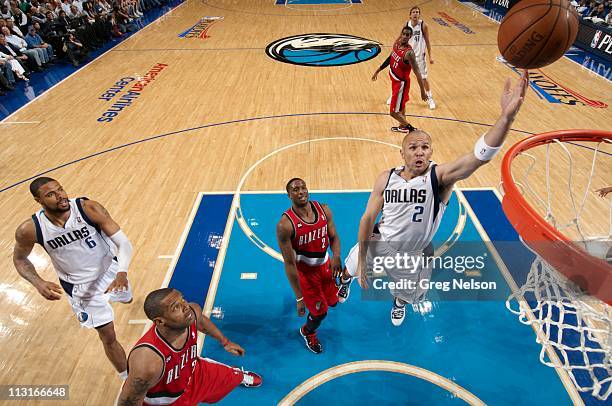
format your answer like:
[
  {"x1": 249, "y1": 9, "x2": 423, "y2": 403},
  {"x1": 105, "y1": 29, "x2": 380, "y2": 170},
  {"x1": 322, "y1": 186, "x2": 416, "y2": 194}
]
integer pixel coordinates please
[{"x1": 504, "y1": 134, "x2": 612, "y2": 400}]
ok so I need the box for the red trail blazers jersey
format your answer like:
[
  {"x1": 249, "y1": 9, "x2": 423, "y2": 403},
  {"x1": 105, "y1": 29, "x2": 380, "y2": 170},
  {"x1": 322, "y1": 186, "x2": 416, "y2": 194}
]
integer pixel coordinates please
[
  {"x1": 390, "y1": 41, "x2": 413, "y2": 81},
  {"x1": 283, "y1": 201, "x2": 329, "y2": 270},
  {"x1": 129, "y1": 317, "x2": 199, "y2": 405}
]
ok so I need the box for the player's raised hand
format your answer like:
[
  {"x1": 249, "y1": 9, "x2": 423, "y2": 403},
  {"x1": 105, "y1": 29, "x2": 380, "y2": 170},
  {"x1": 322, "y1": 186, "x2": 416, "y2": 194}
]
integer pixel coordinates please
[
  {"x1": 500, "y1": 70, "x2": 529, "y2": 121},
  {"x1": 105, "y1": 272, "x2": 129, "y2": 293},
  {"x1": 224, "y1": 341, "x2": 245, "y2": 356},
  {"x1": 35, "y1": 280, "x2": 63, "y2": 300}
]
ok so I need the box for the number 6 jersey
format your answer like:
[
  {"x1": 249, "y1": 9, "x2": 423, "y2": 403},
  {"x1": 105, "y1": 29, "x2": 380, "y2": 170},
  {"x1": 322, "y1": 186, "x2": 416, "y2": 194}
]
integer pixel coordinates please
[
  {"x1": 31, "y1": 197, "x2": 116, "y2": 284},
  {"x1": 378, "y1": 164, "x2": 446, "y2": 253}
]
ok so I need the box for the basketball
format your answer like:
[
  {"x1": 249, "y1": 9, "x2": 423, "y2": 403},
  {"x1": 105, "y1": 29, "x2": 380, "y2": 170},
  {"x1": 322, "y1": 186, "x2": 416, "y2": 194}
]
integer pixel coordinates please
[{"x1": 497, "y1": 0, "x2": 580, "y2": 69}]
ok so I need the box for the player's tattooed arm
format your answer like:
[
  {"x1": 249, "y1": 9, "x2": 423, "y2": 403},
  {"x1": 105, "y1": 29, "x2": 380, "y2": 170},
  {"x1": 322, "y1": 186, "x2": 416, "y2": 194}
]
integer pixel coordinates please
[
  {"x1": 118, "y1": 377, "x2": 150, "y2": 406},
  {"x1": 13, "y1": 220, "x2": 63, "y2": 300},
  {"x1": 82, "y1": 199, "x2": 121, "y2": 236},
  {"x1": 118, "y1": 347, "x2": 163, "y2": 406}
]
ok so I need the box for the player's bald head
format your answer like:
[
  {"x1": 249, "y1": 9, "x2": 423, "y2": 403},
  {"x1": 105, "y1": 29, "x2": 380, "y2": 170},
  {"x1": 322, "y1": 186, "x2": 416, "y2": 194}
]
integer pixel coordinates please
[{"x1": 402, "y1": 130, "x2": 431, "y2": 148}]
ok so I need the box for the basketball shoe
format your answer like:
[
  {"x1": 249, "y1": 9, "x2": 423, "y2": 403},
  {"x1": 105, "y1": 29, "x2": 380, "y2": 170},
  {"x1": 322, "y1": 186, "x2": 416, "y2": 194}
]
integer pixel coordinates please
[
  {"x1": 390, "y1": 298, "x2": 406, "y2": 326},
  {"x1": 337, "y1": 277, "x2": 353, "y2": 303},
  {"x1": 299, "y1": 326, "x2": 323, "y2": 354},
  {"x1": 240, "y1": 369, "x2": 263, "y2": 388},
  {"x1": 428, "y1": 97, "x2": 436, "y2": 110},
  {"x1": 391, "y1": 124, "x2": 417, "y2": 133}
]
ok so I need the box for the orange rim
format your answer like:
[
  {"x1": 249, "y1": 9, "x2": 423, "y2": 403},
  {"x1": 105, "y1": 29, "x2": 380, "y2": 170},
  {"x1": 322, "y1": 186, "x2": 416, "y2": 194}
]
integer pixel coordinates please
[{"x1": 501, "y1": 130, "x2": 612, "y2": 305}]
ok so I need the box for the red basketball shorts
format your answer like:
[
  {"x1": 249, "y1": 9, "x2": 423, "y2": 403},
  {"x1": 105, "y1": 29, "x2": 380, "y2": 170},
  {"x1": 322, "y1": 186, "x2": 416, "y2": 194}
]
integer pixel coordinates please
[
  {"x1": 297, "y1": 261, "x2": 338, "y2": 317},
  {"x1": 389, "y1": 75, "x2": 411, "y2": 114},
  {"x1": 177, "y1": 357, "x2": 243, "y2": 405}
]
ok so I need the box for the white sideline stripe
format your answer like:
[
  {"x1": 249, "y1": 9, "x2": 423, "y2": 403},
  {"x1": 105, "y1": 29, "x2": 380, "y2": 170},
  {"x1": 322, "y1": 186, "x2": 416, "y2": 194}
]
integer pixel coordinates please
[
  {"x1": 240, "y1": 273, "x2": 258, "y2": 279},
  {"x1": 157, "y1": 255, "x2": 174, "y2": 259},
  {"x1": 128, "y1": 319, "x2": 149, "y2": 325}
]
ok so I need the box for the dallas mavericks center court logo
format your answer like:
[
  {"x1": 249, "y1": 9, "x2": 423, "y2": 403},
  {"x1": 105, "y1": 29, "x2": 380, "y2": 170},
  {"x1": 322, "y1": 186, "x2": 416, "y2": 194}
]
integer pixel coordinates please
[{"x1": 265, "y1": 33, "x2": 381, "y2": 67}]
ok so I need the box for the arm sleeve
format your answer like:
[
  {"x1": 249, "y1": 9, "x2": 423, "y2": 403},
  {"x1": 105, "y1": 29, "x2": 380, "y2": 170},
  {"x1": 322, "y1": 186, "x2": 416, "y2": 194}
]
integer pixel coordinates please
[
  {"x1": 378, "y1": 55, "x2": 391, "y2": 71},
  {"x1": 109, "y1": 230, "x2": 133, "y2": 273}
]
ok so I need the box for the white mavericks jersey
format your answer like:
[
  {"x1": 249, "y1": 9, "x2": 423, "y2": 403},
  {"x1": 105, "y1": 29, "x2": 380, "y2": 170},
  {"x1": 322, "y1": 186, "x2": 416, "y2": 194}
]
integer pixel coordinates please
[
  {"x1": 32, "y1": 197, "x2": 116, "y2": 284},
  {"x1": 378, "y1": 163, "x2": 446, "y2": 253},
  {"x1": 408, "y1": 19, "x2": 426, "y2": 59}
]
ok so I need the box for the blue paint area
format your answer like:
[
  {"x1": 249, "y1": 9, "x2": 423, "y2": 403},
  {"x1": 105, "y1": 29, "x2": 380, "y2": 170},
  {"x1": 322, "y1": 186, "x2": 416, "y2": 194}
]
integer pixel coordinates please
[
  {"x1": 462, "y1": 190, "x2": 609, "y2": 406},
  {"x1": 196, "y1": 191, "x2": 572, "y2": 404},
  {"x1": 299, "y1": 371, "x2": 465, "y2": 404},
  {"x1": 168, "y1": 194, "x2": 232, "y2": 307},
  {"x1": 0, "y1": 0, "x2": 185, "y2": 120}
]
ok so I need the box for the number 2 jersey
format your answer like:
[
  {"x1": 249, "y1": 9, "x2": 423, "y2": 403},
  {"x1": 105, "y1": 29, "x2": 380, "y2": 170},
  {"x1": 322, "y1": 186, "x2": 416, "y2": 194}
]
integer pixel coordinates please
[
  {"x1": 283, "y1": 201, "x2": 329, "y2": 272},
  {"x1": 378, "y1": 163, "x2": 446, "y2": 253},
  {"x1": 31, "y1": 197, "x2": 117, "y2": 284}
]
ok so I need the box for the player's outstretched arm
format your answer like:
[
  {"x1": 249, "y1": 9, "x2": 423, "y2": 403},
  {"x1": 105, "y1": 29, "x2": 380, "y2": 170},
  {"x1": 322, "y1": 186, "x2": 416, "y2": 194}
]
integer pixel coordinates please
[
  {"x1": 276, "y1": 216, "x2": 306, "y2": 316},
  {"x1": 82, "y1": 200, "x2": 134, "y2": 292},
  {"x1": 13, "y1": 220, "x2": 63, "y2": 300},
  {"x1": 189, "y1": 302, "x2": 245, "y2": 356},
  {"x1": 357, "y1": 170, "x2": 388, "y2": 288},
  {"x1": 118, "y1": 347, "x2": 163, "y2": 406},
  {"x1": 372, "y1": 55, "x2": 391, "y2": 81},
  {"x1": 321, "y1": 204, "x2": 342, "y2": 278},
  {"x1": 436, "y1": 71, "x2": 529, "y2": 189}
]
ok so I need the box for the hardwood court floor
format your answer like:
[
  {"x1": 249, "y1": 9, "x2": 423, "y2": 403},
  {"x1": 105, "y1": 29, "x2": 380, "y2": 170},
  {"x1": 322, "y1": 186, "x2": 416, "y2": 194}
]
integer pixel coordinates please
[{"x1": 0, "y1": 0, "x2": 609, "y2": 404}]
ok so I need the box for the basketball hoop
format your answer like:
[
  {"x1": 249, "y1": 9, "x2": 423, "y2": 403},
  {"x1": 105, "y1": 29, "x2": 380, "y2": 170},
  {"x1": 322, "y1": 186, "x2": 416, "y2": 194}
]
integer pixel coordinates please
[{"x1": 501, "y1": 130, "x2": 612, "y2": 400}]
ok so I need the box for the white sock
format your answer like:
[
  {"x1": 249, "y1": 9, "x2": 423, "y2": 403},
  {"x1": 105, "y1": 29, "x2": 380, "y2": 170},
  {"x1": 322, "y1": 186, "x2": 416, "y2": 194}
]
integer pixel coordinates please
[
  {"x1": 427, "y1": 90, "x2": 433, "y2": 98},
  {"x1": 394, "y1": 297, "x2": 406, "y2": 308},
  {"x1": 119, "y1": 370, "x2": 128, "y2": 380}
]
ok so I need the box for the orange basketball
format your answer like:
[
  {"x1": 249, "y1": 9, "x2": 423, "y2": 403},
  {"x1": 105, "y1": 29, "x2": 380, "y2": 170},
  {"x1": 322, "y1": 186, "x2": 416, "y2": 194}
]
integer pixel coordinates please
[{"x1": 497, "y1": 0, "x2": 580, "y2": 69}]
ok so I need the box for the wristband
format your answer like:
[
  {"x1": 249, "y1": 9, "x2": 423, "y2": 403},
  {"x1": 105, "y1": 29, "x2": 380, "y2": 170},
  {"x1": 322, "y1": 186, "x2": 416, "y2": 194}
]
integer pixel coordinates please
[
  {"x1": 296, "y1": 297, "x2": 304, "y2": 302},
  {"x1": 474, "y1": 134, "x2": 502, "y2": 162},
  {"x1": 220, "y1": 337, "x2": 229, "y2": 347}
]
